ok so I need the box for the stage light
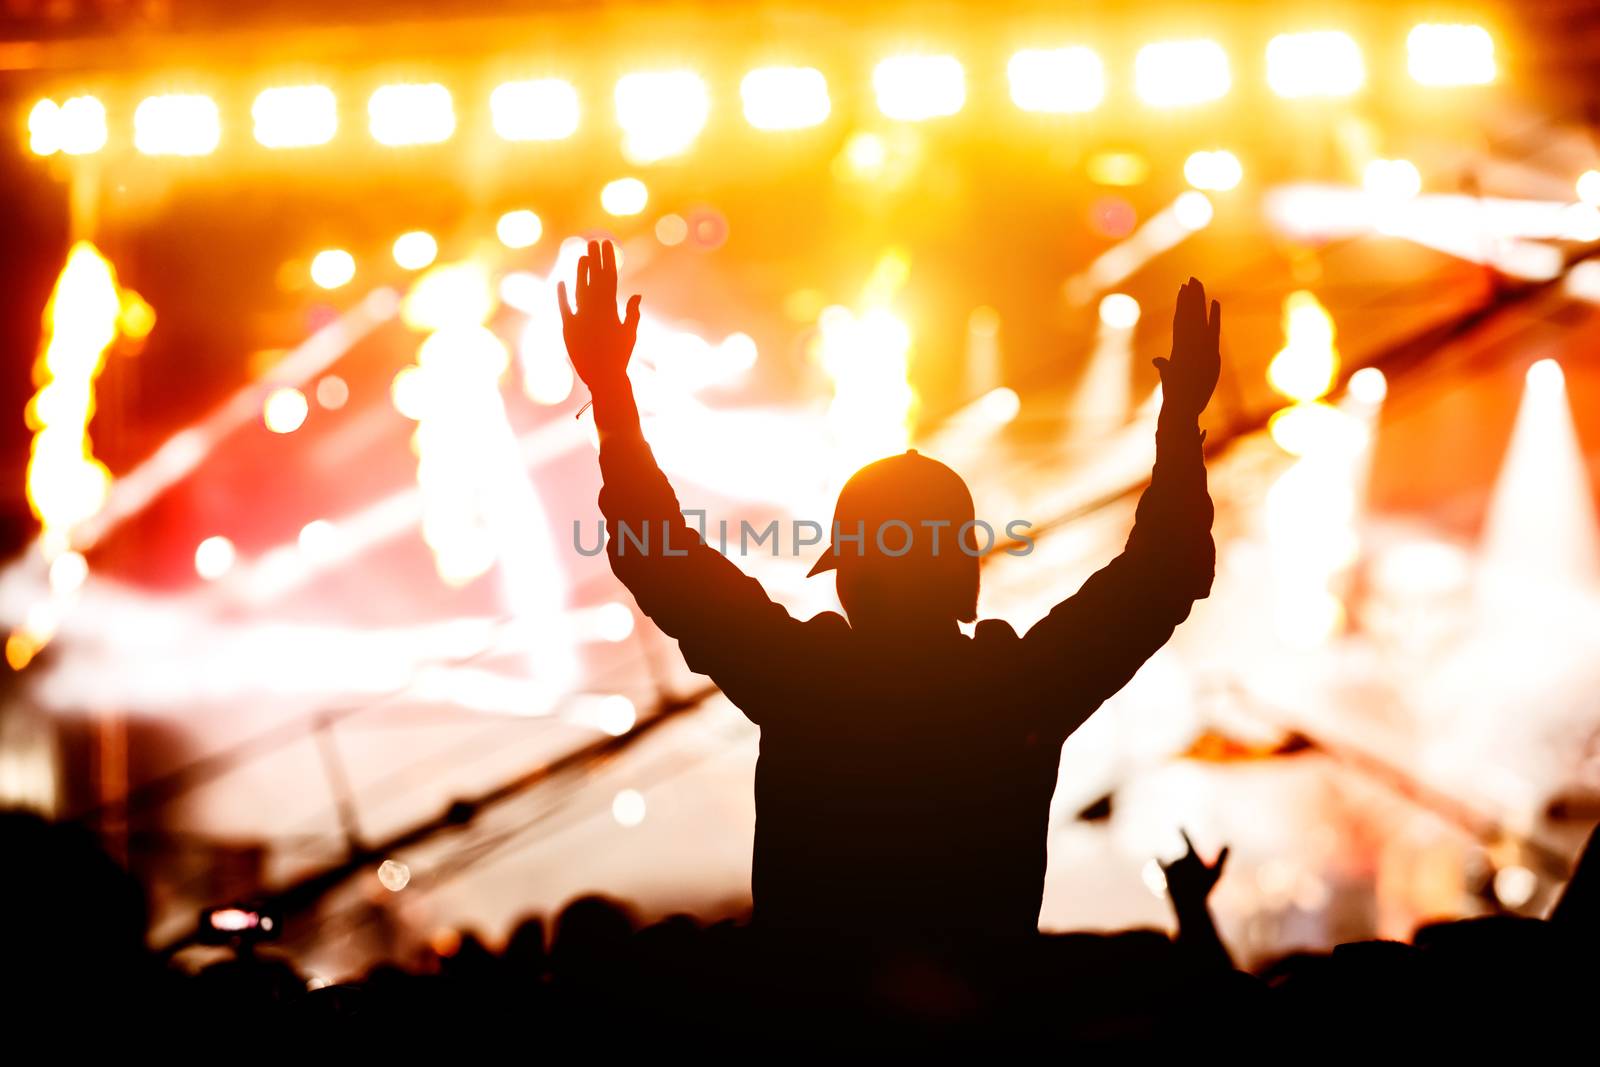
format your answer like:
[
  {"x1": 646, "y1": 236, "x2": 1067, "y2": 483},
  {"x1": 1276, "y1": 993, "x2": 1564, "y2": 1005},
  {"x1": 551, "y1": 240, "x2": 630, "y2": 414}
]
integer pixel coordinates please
[
  {"x1": 612, "y1": 788, "x2": 647, "y2": 827},
  {"x1": 1266, "y1": 31, "x2": 1364, "y2": 98},
  {"x1": 377, "y1": 860, "x2": 411, "y2": 892},
  {"x1": 118, "y1": 290, "x2": 155, "y2": 339},
  {"x1": 1577, "y1": 170, "x2": 1600, "y2": 208},
  {"x1": 519, "y1": 317, "x2": 574, "y2": 405},
  {"x1": 1183, "y1": 149, "x2": 1242, "y2": 192},
  {"x1": 818, "y1": 304, "x2": 915, "y2": 477},
  {"x1": 585, "y1": 695, "x2": 637, "y2": 736},
  {"x1": 133, "y1": 94, "x2": 220, "y2": 156},
  {"x1": 741, "y1": 66, "x2": 830, "y2": 130},
  {"x1": 263, "y1": 386, "x2": 309, "y2": 434},
  {"x1": 496, "y1": 209, "x2": 542, "y2": 249},
  {"x1": 1481, "y1": 356, "x2": 1600, "y2": 593},
  {"x1": 1098, "y1": 293, "x2": 1140, "y2": 330},
  {"x1": 27, "y1": 242, "x2": 122, "y2": 559},
  {"x1": 1494, "y1": 866, "x2": 1536, "y2": 908},
  {"x1": 1268, "y1": 290, "x2": 1339, "y2": 402},
  {"x1": 614, "y1": 70, "x2": 709, "y2": 163},
  {"x1": 49, "y1": 551, "x2": 88, "y2": 596},
  {"x1": 252, "y1": 85, "x2": 337, "y2": 148},
  {"x1": 655, "y1": 214, "x2": 688, "y2": 245},
  {"x1": 298, "y1": 519, "x2": 340, "y2": 560},
  {"x1": 392, "y1": 231, "x2": 438, "y2": 270},
  {"x1": 195, "y1": 535, "x2": 236, "y2": 580},
  {"x1": 1135, "y1": 39, "x2": 1230, "y2": 107},
  {"x1": 601, "y1": 177, "x2": 648, "y2": 216},
  {"x1": 1408, "y1": 24, "x2": 1495, "y2": 86},
  {"x1": 29, "y1": 96, "x2": 107, "y2": 156},
  {"x1": 873, "y1": 55, "x2": 965, "y2": 121},
  {"x1": 1087, "y1": 151, "x2": 1148, "y2": 187},
  {"x1": 402, "y1": 261, "x2": 495, "y2": 331},
  {"x1": 310, "y1": 249, "x2": 356, "y2": 289},
  {"x1": 1363, "y1": 158, "x2": 1422, "y2": 199},
  {"x1": 315, "y1": 375, "x2": 348, "y2": 410},
  {"x1": 594, "y1": 602, "x2": 635, "y2": 642},
  {"x1": 843, "y1": 132, "x2": 889, "y2": 179},
  {"x1": 1347, "y1": 366, "x2": 1387, "y2": 405},
  {"x1": 1268, "y1": 401, "x2": 1364, "y2": 457},
  {"x1": 390, "y1": 366, "x2": 428, "y2": 419},
  {"x1": 490, "y1": 78, "x2": 579, "y2": 141},
  {"x1": 369, "y1": 83, "x2": 454, "y2": 146},
  {"x1": 1007, "y1": 46, "x2": 1104, "y2": 113},
  {"x1": 1173, "y1": 190, "x2": 1214, "y2": 230}
]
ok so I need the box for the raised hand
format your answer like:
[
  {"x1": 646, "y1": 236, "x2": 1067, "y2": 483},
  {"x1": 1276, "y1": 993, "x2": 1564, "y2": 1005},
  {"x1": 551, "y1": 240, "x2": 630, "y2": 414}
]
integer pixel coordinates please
[
  {"x1": 1152, "y1": 278, "x2": 1221, "y2": 421},
  {"x1": 558, "y1": 239, "x2": 642, "y2": 392},
  {"x1": 1161, "y1": 829, "x2": 1229, "y2": 905}
]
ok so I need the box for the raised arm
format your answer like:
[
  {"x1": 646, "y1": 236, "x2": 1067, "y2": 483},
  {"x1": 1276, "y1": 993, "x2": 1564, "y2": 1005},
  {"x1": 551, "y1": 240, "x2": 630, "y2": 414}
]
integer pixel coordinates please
[
  {"x1": 560, "y1": 241, "x2": 805, "y2": 706},
  {"x1": 1020, "y1": 279, "x2": 1218, "y2": 736}
]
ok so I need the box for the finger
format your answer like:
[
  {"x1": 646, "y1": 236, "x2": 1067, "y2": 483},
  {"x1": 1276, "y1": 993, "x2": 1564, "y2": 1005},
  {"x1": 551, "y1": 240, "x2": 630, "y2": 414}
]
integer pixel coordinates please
[
  {"x1": 576, "y1": 255, "x2": 591, "y2": 308},
  {"x1": 557, "y1": 281, "x2": 575, "y2": 325},
  {"x1": 1215, "y1": 845, "x2": 1231, "y2": 869},
  {"x1": 1210, "y1": 299, "x2": 1222, "y2": 348},
  {"x1": 1180, "y1": 828, "x2": 1196, "y2": 855},
  {"x1": 601, "y1": 239, "x2": 616, "y2": 280},
  {"x1": 623, "y1": 293, "x2": 642, "y2": 338},
  {"x1": 1151, "y1": 357, "x2": 1170, "y2": 374}
]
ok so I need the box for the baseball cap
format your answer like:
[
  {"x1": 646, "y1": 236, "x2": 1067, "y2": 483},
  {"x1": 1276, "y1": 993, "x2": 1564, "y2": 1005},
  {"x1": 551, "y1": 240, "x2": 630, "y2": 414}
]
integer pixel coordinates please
[{"x1": 806, "y1": 449, "x2": 976, "y2": 577}]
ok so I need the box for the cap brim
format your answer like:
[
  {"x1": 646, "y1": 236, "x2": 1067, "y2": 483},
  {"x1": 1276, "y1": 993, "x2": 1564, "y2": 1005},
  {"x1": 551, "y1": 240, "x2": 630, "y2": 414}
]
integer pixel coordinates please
[{"x1": 806, "y1": 551, "x2": 836, "y2": 577}]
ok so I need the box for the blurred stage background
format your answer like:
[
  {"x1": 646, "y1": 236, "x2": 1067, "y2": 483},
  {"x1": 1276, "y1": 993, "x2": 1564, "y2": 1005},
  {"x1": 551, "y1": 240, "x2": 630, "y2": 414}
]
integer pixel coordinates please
[{"x1": 2, "y1": 1, "x2": 1599, "y2": 978}]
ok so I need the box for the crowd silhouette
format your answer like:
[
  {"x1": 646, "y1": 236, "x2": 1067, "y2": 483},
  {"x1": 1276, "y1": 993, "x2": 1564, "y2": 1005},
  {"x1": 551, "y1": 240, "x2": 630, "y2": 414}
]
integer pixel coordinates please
[{"x1": 5, "y1": 245, "x2": 1594, "y2": 1045}]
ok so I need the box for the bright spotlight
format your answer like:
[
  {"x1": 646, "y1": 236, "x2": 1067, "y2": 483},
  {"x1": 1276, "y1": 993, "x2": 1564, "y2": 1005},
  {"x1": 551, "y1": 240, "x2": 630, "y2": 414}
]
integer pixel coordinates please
[
  {"x1": 195, "y1": 535, "x2": 236, "y2": 580},
  {"x1": 263, "y1": 386, "x2": 309, "y2": 434},
  {"x1": 1577, "y1": 170, "x2": 1600, "y2": 208},
  {"x1": 496, "y1": 209, "x2": 543, "y2": 249},
  {"x1": 1098, "y1": 293, "x2": 1141, "y2": 330},
  {"x1": 1364, "y1": 158, "x2": 1422, "y2": 199},
  {"x1": 134, "y1": 94, "x2": 221, "y2": 156},
  {"x1": 369, "y1": 83, "x2": 454, "y2": 146},
  {"x1": 601, "y1": 177, "x2": 648, "y2": 216},
  {"x1": 491, "y1": 78, "x2": 580, "y2": 141},
  {"x1": 1007, "y1": 47, "x2": 1104, "y2": 113},
  {"x1": 1173, "y1": 190, "x2": 1214, "y2": 230},
  {"x1": 1347, "y1": 366, "x2": 1388, "y2": 405},
  {"x1": 612, "y1": 789, "x2": 647, "y2": 827},
  {"x1": 30, "y1": 96, "x2": 107, "y2": 156},
  {"x1": 1183, "y1": 149, "x2": 1242, "y2": 192},
  {"x1": 391, "y1": 231, "x2": 437, "y2": 271},
  {"x1": 252, "y1": 85, "x2": 337, "y2": 148},
  {"x1": 1135, "y1": 39, "x2": 1230, "y2": 107},
  {"x1": 614, "y1": 71, "x2": 709, "y2": 163},
  {"x1": 741, "y1": 66, "x2": 831, "y2": 130},
  {"x1": 873, "y1": 55, "x2": 965, "y2": 121},
  {"x1": 1267, "y1": 31, "x2": 1365, "y2": 98},
  {"x1": 1526, "y1": 357, "x2": 1563, "y2": 395},
  {"x1": 310, "y1": 249, "x2": 356, "y2": 289},
  {"x1": 1407, "y1": 24, "x2": 1496, "y2": 86}
]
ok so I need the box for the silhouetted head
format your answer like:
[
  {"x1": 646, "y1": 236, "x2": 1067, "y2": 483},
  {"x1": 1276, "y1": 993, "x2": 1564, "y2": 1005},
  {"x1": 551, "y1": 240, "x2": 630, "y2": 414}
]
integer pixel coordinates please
[{"x1": 808, "y1": 450, "x2": 979, "y2": 628}]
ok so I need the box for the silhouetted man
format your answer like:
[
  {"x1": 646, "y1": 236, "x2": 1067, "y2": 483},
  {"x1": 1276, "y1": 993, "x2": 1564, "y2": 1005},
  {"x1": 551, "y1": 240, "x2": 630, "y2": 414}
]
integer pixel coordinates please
[{"x1": 561, "y1": 241, "x2": 1218, "y2": 938}]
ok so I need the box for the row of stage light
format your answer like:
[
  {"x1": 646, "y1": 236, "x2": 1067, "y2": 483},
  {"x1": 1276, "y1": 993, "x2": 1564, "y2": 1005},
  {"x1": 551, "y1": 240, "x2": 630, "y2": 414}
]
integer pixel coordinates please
[{"x1": 26, "y1": 23, "x2": 1496, "y2": 160}]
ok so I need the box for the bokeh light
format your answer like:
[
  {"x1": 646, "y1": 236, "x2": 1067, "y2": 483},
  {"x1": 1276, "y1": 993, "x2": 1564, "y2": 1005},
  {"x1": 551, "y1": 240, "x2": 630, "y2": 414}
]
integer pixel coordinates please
[
  {"x1": 1007, "y1": 47, "x2": 1104, "y2": 113},
  {"x1": 310, "y1": 249, "x2": 356, "y2": 290},
  {"x1": 491, "y1": 78, "x2": 580, "y2": 141},
  {"x1": 194, "y1": 535, "x2": 236, "y2": 580},
  {"x1": 392, "y1": 231, "x2": 439, "y2": 270},
  {"x1": 1098, "y1": 293, "x2": 1141, "y2": 330},
  {"x1": 1407, "y1": 23, "x2": 1496, "y2": 86},
  {"x1": 134, "y1": 94, "x2": 221, "y2": 156},
  {"x1": 252, "y1": 85, "x2": 337, "y2": 148},
  {"x1": 615, "y1": 70, "x2": 709, "y2": 163},
  {"x1": 1266, "y1": 32, "x2": 1364, "y2": 98},
  {"x1": 1183, "y1": 149, "x2": 1242, "y2": 192},
  {"x1": 612, "y1": 789, "x2": 647, "y2": 827},
  {"x1": 741, "y1": 66, "x2": 830, "y2": 130},
  {"x1": 263, "y1": 386, "x2": 309, "y2": 433},
  {"x1": 496, "y1": 209, "x2": 543, "y2": 249},
  {"x1": 369, "y1": 83, "x2": 455, "y2": 146},
  {"x1": 602, "y1": 177, "x2": 649, "y2": 216},
  {"x1": 873, "y1": 55, "x2": 965, "y2": 121},
  {"x1": 1135, "y1": 40, "x2": 1230, "y2": 107}
]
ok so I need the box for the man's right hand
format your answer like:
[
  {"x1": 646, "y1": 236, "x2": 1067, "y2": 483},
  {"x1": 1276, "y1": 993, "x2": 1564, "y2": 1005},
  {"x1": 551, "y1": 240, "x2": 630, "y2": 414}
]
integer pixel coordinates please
[
  {"x1": 1152, "y1": 278, "x2": 1221, "y2": 422},
  {"x1": 558, "y1": 238, "x2": 642, "y2": 393}
]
